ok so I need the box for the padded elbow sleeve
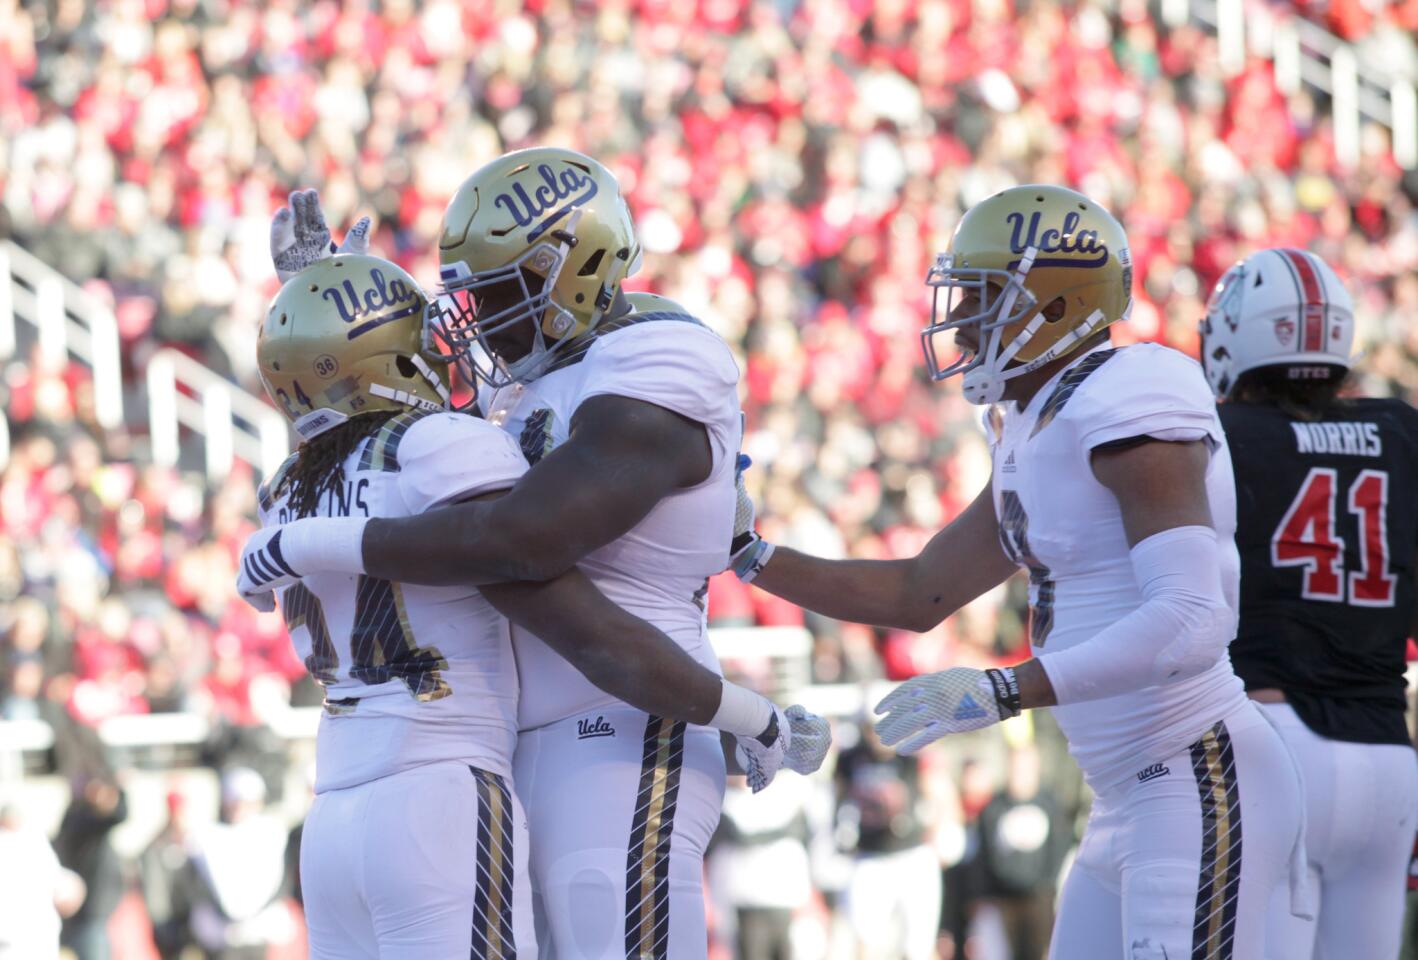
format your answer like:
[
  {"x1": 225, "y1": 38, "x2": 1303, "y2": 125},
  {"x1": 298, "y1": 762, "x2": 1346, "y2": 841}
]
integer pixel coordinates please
[{"x1": 1040, "y1": 526, "x2": 1237, "y2": 705}]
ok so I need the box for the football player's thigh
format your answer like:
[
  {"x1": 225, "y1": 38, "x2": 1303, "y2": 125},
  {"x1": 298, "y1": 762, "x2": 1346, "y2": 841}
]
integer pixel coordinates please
[
  {"x1": 1123, "y1": 711, "x2": 1301, "y2": 960},
  {"x1": 363, "y1": 761, "x2": 533, "y2": 960},
  {"x1": 1049, "y1": 862, "x2": 1125, "y2": 960},
  {"x1": 517, "y1": 711, "x2": 725, "y2": 960},
  {"x1": 301, "y1": 788, "x2": 380, "y2": 960},
  {"x1": 1313, "y1": 741, "x2": 1418, "y2": 960}
]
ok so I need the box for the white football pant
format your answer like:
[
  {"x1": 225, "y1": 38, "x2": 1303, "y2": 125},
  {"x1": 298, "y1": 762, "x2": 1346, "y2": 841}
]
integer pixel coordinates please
[
  {"x1": 1049, "y1": 701, "x2": 1305, "y2": 960},
  {"x1": 1260, "y1": 702, "x2": 1418, "y2": 960},
  {"x1": 301, "y1": 760, "x2": 535, "y2": 959},
  {"x1": 514, "y1": 706, "x2": 725, "y2": 960}
]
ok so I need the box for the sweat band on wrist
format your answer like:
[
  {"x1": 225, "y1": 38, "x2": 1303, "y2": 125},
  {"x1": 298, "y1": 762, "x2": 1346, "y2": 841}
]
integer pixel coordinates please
[
  {"x1": 302, "y1": 516, "x2": 369, "y2": 576},
  {"x1": 985, "y1": 667, "x2": 1022, "y2": 717},
  {"x1": 710, "y1": 679, "x2": 775, "y2": 738}
]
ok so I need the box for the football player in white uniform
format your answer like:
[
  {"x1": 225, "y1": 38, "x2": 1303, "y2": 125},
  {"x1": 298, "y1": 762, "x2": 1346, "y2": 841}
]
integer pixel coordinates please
[
  {"x1": 730, "y1": 186, "x2": 1311, "y2": 960},
  {"x1": 1201, "y1": 248, "x2": 1418, "y2": 959},
  {"x1": 255, "y1": 253, "x2": 815, "y2": 960},
  {"x1": 239, "y1": 151, "x2": 832, "y2": 960}
]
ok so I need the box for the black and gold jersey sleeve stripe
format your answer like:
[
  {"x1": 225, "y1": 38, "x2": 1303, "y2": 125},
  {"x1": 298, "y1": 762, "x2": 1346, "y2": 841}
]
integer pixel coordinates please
[
  {"x1": 257, "y1": 452, "x2": 301, "y2": 514},
  {"x1": 1030, "y1": 348, "x2": 1118, "y2": 437},
  {"x1": 356, "y1": 408, "x2": 435, "y2": 473}
]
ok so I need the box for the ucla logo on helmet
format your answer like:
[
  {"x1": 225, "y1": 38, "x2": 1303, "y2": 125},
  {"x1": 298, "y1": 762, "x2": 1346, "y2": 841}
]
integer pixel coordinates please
[
  {"x1": 321, "y1": 268, "x2": 421, "y2": 340},
  {"x1": 1006, "y1": 210, "x2": 1109, "y2": 270},
  {"x1": 493, "y1": 163, "x2": 599, "y2": 244}
]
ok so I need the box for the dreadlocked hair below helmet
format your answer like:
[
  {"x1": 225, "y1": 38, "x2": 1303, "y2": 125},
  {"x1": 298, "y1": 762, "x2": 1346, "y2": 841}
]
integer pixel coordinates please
[
  {"x1": 427, "y1": 146, "x2": 643, "y2": 391},
  {"x1": 921, "y1": 184, "x2": 1133, "y2": 405},
  {"x1": 280, "y1": 410, "x2": 399, "y2": 518}
]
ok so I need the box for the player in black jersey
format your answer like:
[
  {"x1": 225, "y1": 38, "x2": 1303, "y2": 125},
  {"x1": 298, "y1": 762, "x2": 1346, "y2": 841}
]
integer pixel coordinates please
[{"x1": 1201, "y1": 247, "x2": 1418, "y2": 959}]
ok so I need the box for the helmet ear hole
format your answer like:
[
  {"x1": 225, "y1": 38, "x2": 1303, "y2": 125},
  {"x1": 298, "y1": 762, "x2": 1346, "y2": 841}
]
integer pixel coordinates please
[
  {"x1": 395, "y1": 355, "x2": 418, "y2": 379},
  {"x1": 1042, "y1": 297, "x2": 1068, "y2": 323},
  {"x1": 577, "y1": 249, "x2": 606, "y2": 277}
]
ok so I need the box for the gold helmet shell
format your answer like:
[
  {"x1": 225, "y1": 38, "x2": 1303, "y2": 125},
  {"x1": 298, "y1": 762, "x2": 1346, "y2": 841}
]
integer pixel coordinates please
[
  {"x1": 259, "y1": 254, "x2": 450, "y2": 439},
  {"x1": 428, "y1": 147, "x2": 642, "y2": 389},
  {"x1": 922, "y1": 185, "x2": 1133, "y2": 404},
  {"x1": 623, "y1": 291, "x2": 690, "y2": 316}
]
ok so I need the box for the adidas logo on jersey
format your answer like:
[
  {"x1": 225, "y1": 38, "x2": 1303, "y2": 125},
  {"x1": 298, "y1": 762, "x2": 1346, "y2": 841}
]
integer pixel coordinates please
[
  {"x1": 1135, "y1": 762, "x2": 1170, "y2": 784},
  {"x1": 1001, "y1": 451, "x2": 1017, "y2": 473},
  {"x1": 577, "y1": 715, "x2": 616, "y2": 740},
  {"x1": 953, "y1": 694, "x2": 989, "y2": 722}
]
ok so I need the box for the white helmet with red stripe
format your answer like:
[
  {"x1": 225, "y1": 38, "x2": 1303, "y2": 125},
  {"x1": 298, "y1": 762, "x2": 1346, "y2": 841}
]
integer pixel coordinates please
[{"x1": 1199, "y1": 247, "x2": 1354, "y2": 399}]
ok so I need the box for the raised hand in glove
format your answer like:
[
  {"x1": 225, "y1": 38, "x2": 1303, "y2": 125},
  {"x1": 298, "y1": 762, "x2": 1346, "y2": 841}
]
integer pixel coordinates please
[
  {"x1": 874, "y1": 667, "x2": 1021, "y2": 754},
  {"x1": 728, "y1": 453, "x2": 774, "y2": 582},
  {"x1": 270, "y1": 189, "x2": 372, "y2": 282}
]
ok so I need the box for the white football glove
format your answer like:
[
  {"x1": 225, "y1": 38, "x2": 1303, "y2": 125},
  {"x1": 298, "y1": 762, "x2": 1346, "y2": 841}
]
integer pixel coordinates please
[
  {"x1": 783, "y1": 704, "x2": 832, "y2": 774},
  {"x1": 270, "y1": 189, "x2": 372, "y2": 282},
  {"x1": 873, "y1": 667, "x2": 1021, "y2": 754},
  {"x1": 733, "y1": 703, "x2": 790, "y2": 793},
  {"x1": 729, "y1": 454, "x2": 774, "y2": 582},
  {"x1": 236, "y1": 517, "x2": 368, "y2": 612}
]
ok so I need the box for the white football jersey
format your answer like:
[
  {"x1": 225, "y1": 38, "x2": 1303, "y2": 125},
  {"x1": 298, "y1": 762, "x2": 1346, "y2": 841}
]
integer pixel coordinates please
[
  {"x1": 483, "y1": 316, "x2": 742, "y2": 731},
  {"x1": 988, "y1": 342, "x2": 1248, "y2": 790},
  {"x1": 258, "y1": 410, "x2": 530, "y2": 792}
]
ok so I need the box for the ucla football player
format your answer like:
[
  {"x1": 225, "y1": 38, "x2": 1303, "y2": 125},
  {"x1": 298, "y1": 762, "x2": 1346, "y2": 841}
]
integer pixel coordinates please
[
  {"x1": 730, "y1": 186, "x2": 1311, "y2": 959},
  {"x1": 255, "y1": 252, "x2": 810, "y2": 959},
  {"x1": 1201, "y1": 248, "x2": 1418, "y2": 959},
  {"x1": 240, "y1": 152, "x2": 832, "y2": 959}
]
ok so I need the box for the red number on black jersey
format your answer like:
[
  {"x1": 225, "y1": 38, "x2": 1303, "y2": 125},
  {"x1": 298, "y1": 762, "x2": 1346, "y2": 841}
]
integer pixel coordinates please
[{"x1": 1271, "y1": 467, "x2": 1395, "y2": 606}]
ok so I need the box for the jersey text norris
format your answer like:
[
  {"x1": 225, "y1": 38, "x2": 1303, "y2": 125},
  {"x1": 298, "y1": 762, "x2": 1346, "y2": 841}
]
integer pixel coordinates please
[{"x1": 1290, "y1": 421, "x2": 1382, "y2": 457}]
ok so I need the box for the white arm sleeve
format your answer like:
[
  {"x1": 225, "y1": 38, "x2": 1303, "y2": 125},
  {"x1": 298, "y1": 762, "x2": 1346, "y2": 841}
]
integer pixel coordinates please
[
  {"x1": 1037, "y1": 525, "x2": 1238, "y2": 705},
  {"x1": 395, "y1": 413, "x2": 529, "y2": 513}
]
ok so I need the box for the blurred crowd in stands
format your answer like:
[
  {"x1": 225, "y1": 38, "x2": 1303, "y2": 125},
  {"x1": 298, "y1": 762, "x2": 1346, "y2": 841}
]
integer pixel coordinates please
[{"x1": 1, "y1": 0, "x2": 1416, "y2": 956}]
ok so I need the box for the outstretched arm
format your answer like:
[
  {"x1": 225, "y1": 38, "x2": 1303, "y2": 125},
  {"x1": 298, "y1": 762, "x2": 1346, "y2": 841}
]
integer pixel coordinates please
[
  {"x1": 876, "y1": 439, "x2": 1233, "y2": 752},
  {"x1": 749, "y1": 484, "x2": 1018, "y2": 632},
  {"x1": 236, "y1": 394, "x2": 715, "y2": 603}
]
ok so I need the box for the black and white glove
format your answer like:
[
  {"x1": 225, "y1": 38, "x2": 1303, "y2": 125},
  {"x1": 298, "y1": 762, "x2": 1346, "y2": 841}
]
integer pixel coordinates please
[
  {"x1": 729, "y1": 454, "x2": 774, "y2": 582},
  {"x1": 734, "y1": 703, "x2": 790, "y2": 793},
  {"x1": 270, "y1": 189, "x2": 372, "y2": 282},
  {"x1": 236, "y1": 517, "x2": 368, "y2": 612},
  {"x1": 873, "y1": 667, "x2": 1021, "y2": 754},
  {"x1": 783, "y1": 704, "x2": 832, "y2": 774}
]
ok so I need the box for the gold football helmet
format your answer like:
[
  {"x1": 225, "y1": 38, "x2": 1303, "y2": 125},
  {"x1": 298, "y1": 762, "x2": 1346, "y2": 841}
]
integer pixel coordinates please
[
  {"x1": 922, "y1": 185, "x2": 1133, "y2": 404},
  {"x1": 428, "y1": 147, "x2": 642, "y2": 389},
  {"x1": 259, "y1": 254, "x2": 450, "y2": 439},
  {"x1": 624, "y1": 291, "x2": 689, "y2": 316}
]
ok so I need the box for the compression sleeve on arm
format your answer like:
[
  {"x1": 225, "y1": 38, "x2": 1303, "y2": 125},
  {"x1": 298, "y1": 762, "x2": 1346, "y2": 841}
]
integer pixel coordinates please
[{"x1": 1037, "y1": 525, "x2": 1237, "y2": 705}]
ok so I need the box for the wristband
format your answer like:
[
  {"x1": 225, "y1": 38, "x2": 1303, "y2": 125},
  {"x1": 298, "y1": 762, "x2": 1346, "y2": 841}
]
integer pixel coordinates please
[
  {"x1": 984, "y1": 667, "x2": 1022, "y2": 718},
  {"x1": 732, "y1": 538, "x2": 776, "y2": 583},
  {"x1": 709, "y1": 679, "x2": 775, "y2": 738}
]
